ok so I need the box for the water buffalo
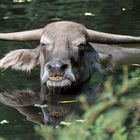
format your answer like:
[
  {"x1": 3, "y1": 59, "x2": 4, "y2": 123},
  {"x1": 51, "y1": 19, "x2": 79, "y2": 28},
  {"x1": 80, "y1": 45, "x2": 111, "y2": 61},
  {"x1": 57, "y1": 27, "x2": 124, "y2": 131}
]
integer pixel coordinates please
[{"x1": 0, "y1": 21, "x2": 140, "y2": 93}]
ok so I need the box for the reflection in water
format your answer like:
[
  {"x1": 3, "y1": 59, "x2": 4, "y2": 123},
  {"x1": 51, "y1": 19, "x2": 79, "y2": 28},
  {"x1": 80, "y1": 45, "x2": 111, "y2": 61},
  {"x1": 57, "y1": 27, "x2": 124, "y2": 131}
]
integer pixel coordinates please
[{"x1": 0, "y1": 78, "x2": 104, "y2": 127}]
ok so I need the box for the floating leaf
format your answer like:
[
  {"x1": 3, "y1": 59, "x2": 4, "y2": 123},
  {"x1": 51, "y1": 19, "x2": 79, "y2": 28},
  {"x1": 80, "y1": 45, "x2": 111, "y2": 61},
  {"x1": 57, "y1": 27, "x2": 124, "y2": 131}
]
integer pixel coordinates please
[
  {"x1": 76, "y1": 119, "x2": 86, "y2": 123},
  {"x1": 0, "y1": 120, "x2": 9, "y2": 124},
  {"x1": 60, "y1": 121, "x2": 71, "y2": 126},
  {"x1": 84, "y1": 12, "x2": 95, "y2": 16},
  {"x1": 34, "y1": 104, "x2": 48, "y2": 108},
  {"x1": 122, "y1": 8, "x2": 126, "y2": 11},
  {"x1": 59, "y1": 100, "x2": 78, "y2": 104}
]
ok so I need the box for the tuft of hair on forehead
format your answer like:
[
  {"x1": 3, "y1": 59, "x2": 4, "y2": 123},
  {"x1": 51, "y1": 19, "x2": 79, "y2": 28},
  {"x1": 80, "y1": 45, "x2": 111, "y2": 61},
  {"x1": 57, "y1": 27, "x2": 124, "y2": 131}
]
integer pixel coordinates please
[
  {"x1": 46, "y1": 21, "x2": 85, "y2": 27},
  {"x1": 42, "y1": 21, "x2": 88, "y2": 43},
  {"x1": 43, "y1": 21, "x2": 87, "y2": 33}
]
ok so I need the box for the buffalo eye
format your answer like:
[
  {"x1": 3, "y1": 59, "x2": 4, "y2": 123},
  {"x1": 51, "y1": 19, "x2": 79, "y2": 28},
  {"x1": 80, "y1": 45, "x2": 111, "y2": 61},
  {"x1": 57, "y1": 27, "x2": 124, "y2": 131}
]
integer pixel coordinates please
[
  {"x1": 81, "y1": 42, "x2": 94, "y2": 52},
  {"x1": 40, "y1": 43, "x2": 47, "y2": 47},
  {"x1": 78, "y1": 42, "x2": 93, "y2": 52},
  {"x1": 78, "y1": 42, "x2": 86, "y2": 50},
  {"x1": 40, "y1": 41, "x2": 51, "y2": 47}
]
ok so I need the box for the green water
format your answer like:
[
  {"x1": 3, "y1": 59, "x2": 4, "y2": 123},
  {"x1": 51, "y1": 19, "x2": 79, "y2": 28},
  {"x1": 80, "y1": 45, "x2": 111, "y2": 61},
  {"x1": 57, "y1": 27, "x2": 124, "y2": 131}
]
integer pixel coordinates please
[{"x1": 0, "y1": 0, "x2": 140, "y2": 139}]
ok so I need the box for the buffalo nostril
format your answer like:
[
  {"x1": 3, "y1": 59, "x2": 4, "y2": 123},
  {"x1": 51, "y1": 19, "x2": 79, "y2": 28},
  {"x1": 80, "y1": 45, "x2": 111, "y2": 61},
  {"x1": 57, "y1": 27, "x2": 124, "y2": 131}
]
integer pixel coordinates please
[
  {"x1": 47, "y1": 64, "x2": 52, "y2": 69},
  {"x1": 46, "y1": 60, "x2": 68, "y2": 71},
  {"x1": 61, "y1": 64, "x2": 68, "y2": 70}
]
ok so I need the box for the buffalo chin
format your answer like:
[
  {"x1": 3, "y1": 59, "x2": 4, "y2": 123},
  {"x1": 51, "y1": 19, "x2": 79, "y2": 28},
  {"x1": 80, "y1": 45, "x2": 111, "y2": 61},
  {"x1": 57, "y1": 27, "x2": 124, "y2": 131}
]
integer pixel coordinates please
[{"x1": 46, "y1": 78, "x2": 72, "y2": 91}]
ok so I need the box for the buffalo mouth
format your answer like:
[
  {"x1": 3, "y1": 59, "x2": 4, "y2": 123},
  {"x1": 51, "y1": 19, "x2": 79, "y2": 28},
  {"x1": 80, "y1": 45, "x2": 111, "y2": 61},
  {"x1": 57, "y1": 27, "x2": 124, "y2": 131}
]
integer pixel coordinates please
[
  {"x1": 48, "y1": 76, "x2": 65, "y2": 81},
  {"x1": 46, "y1": 75, "x2": 72, "y2": 89}
]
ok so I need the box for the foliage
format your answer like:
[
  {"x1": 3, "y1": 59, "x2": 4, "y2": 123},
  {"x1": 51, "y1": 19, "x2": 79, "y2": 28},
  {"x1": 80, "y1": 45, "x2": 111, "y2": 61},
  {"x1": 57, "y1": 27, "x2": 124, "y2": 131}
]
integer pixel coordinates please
[{"x1": 35, "y1": 67, "x2": 140, "y2": 140}]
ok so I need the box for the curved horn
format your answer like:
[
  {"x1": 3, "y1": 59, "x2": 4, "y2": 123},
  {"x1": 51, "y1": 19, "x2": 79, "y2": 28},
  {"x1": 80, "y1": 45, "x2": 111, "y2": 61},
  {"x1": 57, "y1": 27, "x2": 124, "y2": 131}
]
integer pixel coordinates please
[
  {"x1": 87, "y1": 29, "x2": 140, "y2": 44},
  {"x1": 0, "y1": 28, "x2": 44, "y2": 41}
]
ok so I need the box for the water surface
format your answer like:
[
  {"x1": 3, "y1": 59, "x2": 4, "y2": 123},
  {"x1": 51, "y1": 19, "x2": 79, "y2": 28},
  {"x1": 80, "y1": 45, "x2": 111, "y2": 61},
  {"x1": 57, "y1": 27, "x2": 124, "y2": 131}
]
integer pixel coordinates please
[{"x1": 0, "y1": 0, "x2": 140, "y2": 139}]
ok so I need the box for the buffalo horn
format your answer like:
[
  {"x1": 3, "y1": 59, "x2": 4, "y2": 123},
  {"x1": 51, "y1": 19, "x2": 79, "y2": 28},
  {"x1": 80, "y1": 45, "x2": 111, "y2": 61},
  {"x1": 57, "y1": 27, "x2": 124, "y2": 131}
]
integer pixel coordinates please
[
  {"x1": 87, "y1": 29, "x2": 140, "y2": 44},
  {"x1": 0, "y1": 28, "x2": 44, "y2": 41}
]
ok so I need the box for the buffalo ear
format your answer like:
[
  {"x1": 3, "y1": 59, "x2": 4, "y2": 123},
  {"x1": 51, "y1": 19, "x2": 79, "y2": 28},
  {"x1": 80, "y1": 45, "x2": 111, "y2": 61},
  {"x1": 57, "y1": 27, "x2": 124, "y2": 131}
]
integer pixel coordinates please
[
  {"x1": 98, "y1": 53, "x2": 113, "y2": 70},
  {"x1": 0, "y1": 49, "x2": 39, "y2": 71}
]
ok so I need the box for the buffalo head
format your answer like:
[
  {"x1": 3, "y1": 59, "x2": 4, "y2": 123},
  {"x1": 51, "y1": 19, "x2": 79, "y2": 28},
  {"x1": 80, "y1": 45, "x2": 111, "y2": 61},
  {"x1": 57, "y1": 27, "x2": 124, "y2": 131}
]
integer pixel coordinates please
[
  {"x1": 39, "y1": 22, "x2": 102, "y2": 89},
  {"x1": 0, "y1": 21, "x2": 140, "y2": 91}
]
